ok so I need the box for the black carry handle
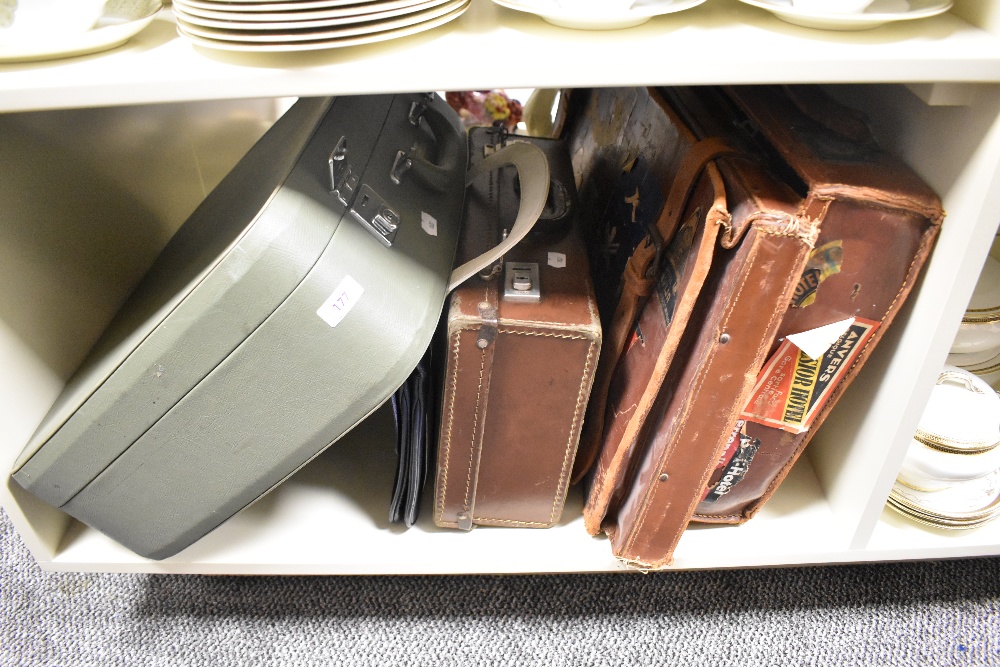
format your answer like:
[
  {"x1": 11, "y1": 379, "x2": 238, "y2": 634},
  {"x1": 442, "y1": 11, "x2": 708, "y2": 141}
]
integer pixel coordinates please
[{"x1": 390, "y1": 99, "x2": 466, "y2": 193}]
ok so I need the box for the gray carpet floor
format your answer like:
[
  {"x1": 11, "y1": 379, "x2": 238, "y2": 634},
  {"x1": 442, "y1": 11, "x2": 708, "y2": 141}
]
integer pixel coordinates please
[{"x1": 2, "y1": 509, "x2": 999, "y2": 666}]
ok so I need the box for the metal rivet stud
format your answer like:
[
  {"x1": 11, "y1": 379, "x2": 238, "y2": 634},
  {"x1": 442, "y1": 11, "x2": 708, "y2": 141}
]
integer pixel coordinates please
[
  {"x1": 719, "y1": 333, "x2": 731, "y2": 345},
  {"x1": 659, "y1": 473, "x2": 669, "y2": 482}
]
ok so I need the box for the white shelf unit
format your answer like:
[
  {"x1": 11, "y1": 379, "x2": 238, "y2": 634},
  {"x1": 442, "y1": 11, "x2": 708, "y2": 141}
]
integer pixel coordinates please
[{"x1": 2, "y1": 0, "x2": 1000, "y2": 574}]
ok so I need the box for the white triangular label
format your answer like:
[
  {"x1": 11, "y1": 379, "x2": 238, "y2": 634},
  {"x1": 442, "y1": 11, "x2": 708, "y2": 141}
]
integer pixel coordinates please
[{"x1": 786, "y1": 317, "x2": 856, "y2": 360}]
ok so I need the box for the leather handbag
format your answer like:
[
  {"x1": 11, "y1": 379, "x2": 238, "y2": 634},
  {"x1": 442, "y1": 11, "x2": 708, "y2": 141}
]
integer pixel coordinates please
[
  {"x1": 10, "y1": 93, "x2": 550, "y2": 559},
  {"x1": 580, "y1": 85, "x2": 943, "y2": 569},
  {"x1": 433, "y1": 125, "x2": 601, "y2": 530}
]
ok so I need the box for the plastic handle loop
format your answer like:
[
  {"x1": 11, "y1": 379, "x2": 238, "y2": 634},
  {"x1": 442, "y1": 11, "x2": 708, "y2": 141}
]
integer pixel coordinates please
[{"x1": 447, "y1": 141, "x2": 551, "y2": 292}]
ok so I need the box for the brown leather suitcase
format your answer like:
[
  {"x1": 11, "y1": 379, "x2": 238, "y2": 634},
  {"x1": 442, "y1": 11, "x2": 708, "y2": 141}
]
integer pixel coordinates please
[
  {"x1": 691, "y1": 85, "x2": 945, "y2": 526},
  {"x1": 576, "y1": 85, "x2": 942, "y2": 568},
  {"x1": 566, "y1": 87, "x2": 735, "y2": 487},
  {"x1": 572, "y1": 86, "x2": 812, "y2": 556},
  {"x1": 563, "y1": 87, "x2": 741, "y2": 534},
  {"x1": 433, "y1": 127, "x2": 601, "y2": 530}
]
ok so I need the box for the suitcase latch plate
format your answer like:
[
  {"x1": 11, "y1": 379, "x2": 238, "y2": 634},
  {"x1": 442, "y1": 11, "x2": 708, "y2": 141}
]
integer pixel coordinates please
[
  {"x1": 350, "y1": 184, "x2": 400, "y2": 247},
  {"x1": 504, "y1": 262, "x2": 540, "y2": 302}
]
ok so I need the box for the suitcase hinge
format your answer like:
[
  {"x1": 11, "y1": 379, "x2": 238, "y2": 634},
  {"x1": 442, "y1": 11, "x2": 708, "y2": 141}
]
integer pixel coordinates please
[
  {"x1": 476, "y1": 302, "x2": 499, "y2": 349},
  {"x1": 328, "y1": 136, "x2": 359, "y2": 206}
]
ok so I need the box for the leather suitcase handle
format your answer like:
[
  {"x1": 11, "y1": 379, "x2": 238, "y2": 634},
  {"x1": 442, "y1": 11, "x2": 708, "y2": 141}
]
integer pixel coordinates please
[{"x1": 448, "y1": 142, "x2": 551, "y2": 292}]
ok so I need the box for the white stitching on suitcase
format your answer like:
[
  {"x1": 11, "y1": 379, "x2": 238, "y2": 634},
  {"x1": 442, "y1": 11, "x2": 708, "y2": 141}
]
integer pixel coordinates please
[
  {"x1": 463, "y1": 346, "x2": 488, "y2": 512},
  {"x1": 497, "y1": 329, "x2": 591, "y2": 340},
  {"x1": 625, "y1": 237, "x2": 770, "y2": 559},
  {"x1": 435, "y1": 330, "x2": 464, "y2": 524},
  {"x1": 549, "y1": 339, "x2": 599, "y2": 525},
  {"x1": 473, "y1": 517, "x2": 551, "y2": 527}
]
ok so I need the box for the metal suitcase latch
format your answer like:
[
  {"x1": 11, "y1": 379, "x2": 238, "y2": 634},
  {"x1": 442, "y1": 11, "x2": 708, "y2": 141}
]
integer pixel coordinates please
[
  {"x1": 350, "y1": 184, "x2": 401, "y2": 247},
  {"x1": 504, "y1": 262, "x2": 540, "y2": 302}
]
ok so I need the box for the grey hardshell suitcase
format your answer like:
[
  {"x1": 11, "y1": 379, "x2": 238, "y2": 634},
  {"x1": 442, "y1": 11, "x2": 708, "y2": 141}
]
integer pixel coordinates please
[{"x1": 10, "y1": 93, "x2": 549, "y2": 560}]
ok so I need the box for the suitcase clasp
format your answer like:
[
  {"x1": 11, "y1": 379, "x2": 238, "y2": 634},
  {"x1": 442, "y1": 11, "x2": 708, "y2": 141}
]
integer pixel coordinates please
[
  {"x1": 503, "y1": 262, "x2": 540, "y2": 303},
  {"x1": 349, "y1": 184, "x2": 400, "y2": 248}
]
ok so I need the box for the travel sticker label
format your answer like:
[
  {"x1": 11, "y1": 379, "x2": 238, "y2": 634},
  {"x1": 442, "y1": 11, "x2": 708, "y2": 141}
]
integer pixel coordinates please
[
  {"x1": 701, "y1": 421, "x2": 761, "y2": 503},
  {"x1": 655, "y1": 209, "x2": 700, "y2": 328},
  {"x1": 786, "y1": 317, "x2": 855, "y2": 361},
  {"x1": 740, "y1": 318, "x2": 880, "y2": 433},
  {"x1": 791, "y1": 240, "x2": 843, "y2": 308}
]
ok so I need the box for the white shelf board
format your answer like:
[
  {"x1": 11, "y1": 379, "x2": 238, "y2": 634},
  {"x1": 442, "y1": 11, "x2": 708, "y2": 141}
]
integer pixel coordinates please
[
  {"x1": 21, "y1": 404, "x2": 843, "y2": 574},
  {"x1": 3, "y1": 1, "x2": 1000, "y2": 113},
  {"x1": 20, "y1": 404, "x2": 1000, "y2": 574},
  {"x1": 867, "y1": 506, "x2": 1000, "y2": 560}
]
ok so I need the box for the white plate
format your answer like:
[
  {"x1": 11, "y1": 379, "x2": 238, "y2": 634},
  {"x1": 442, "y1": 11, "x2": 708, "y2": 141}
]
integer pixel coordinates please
[
  {"x1": 174, "y1": 0, "x2": 424, "y2": 22},
  {"x1": 891, "y1": 471, "x2": 1000, "y2": 520},
  {"x1": 0, "y1": 1, "x2": 161, "y2": 62},
  {"x1": 737, "y1": 0, "x2": 952, "y2": 31},
  {"x1": 175, "y1": 0, "x2": 450, "y2": 29},
  {"x1": 181, "y1": 0, "x2": 385, "y2": 12},
  {"x1": 177, "y1": 0, "x2": 461, "y2": 40},
  {"x1": 489, "y1": 0, "x2": 706, "y2": 30},
  {"x1": 177, "y1": 0, "x2": 467, "y2": 49}
]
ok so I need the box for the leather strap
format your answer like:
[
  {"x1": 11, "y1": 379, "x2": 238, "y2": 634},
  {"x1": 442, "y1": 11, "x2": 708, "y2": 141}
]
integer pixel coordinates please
[
  {"x1": 457, "y1": 282, "x2": 500, "y2": 531},
  {"x1": 572, "y1": 137, "x2": 738, "y2": 483}
]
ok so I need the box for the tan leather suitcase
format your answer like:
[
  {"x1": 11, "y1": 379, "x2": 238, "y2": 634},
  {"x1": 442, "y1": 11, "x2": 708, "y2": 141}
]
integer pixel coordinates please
[
  {"x1": 433, "y1": 127, "x2": 601, "y2": 530},
  {"x1": 572, "y1": 86, "x2": 811, "y2": 556},
  {"x1": 576, "y1": 85, "x2": 942, "y2": 568}
]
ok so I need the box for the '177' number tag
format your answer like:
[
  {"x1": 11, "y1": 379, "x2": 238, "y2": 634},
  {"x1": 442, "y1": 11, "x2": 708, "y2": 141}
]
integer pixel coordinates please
[{"x1": 317, "y1": 275, "x2": 364, "y2": 328}]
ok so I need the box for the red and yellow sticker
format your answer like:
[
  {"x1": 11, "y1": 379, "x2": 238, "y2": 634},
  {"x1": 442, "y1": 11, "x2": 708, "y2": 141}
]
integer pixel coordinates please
[{"x1": 740, "y1": 317, "x2": 879, "y2": 434}]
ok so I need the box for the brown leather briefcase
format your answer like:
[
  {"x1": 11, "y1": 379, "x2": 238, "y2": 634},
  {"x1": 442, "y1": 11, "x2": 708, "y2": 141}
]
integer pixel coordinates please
[
  {"x1": 433, "y1": 126, "x2": 601, "y2": 530},
  {"x1": 575, "y1": 85, "x2": 942, "y2": 568}
]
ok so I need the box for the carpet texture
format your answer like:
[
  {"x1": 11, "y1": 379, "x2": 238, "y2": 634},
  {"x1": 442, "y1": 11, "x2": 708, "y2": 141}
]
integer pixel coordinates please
[{"x1": 2, "y1": 509, "x2": 999, "y2": 666}]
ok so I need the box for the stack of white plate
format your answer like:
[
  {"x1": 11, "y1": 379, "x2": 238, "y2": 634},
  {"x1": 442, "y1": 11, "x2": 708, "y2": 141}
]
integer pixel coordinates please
[
  {"x1": 172, "y1": 0, "x2": 470, "y2": 52},
  {"x1": 948, "y1": 256, "x2": 1000, "y2": 390},
  {"x1": 889, "y1": 472, "x2": 1000, "y2": 529},
  {"x1": 889, "y1": 367, "x2": 1000, "y2": 530}
]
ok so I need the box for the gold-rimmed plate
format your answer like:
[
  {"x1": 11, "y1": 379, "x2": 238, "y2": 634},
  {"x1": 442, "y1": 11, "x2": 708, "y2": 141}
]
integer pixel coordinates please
[
  {"x1": 174, "y1": 0, "x2": 451, "y2": 29},
  {"x1": 176, "y1": 0, "x2": 466, "y2": 50}
]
